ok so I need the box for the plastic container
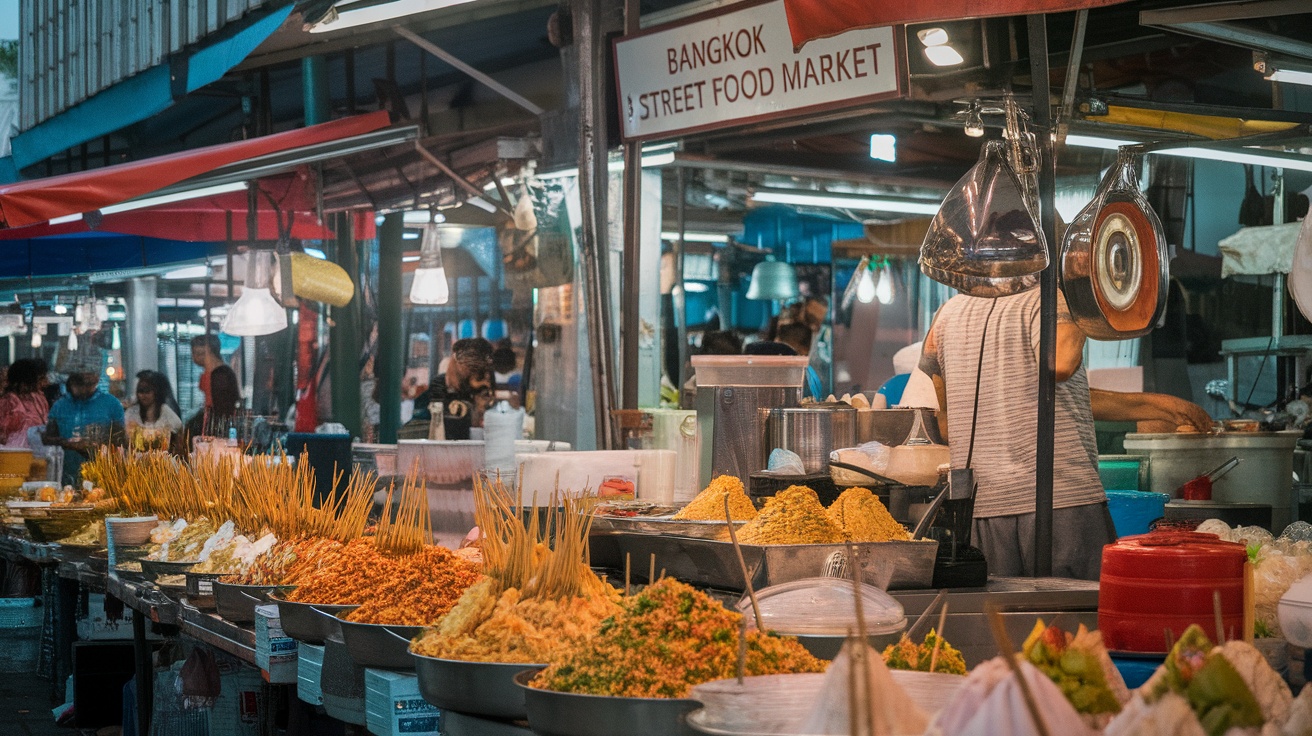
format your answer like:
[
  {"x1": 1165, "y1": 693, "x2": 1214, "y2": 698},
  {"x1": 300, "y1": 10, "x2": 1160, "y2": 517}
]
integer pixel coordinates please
[
  {"x1": 1105, "y1": 490, "x2": 1169, "y2": 536},
  {"x1": 737, "y1": 577, "x2": 906, "y2": 642},
  {"x1": 514, "y1": 450, "x2": 676, "y2": 506},
  {"x1": 396, "y1": 440, "x2": 485, "y2": 485},
  {"x1": 1099, "y1": 531, "x2": 1247, "y2": 653},
  {"x1": 690, "y1": 355, "x2": 809, "y2": 387},
  {"x1": 1099, "y1": 455, "x2": 1147, "y2": 492},
  {"x1": 1278, "y1": 574, "x2": 1312, "y2": 648}
]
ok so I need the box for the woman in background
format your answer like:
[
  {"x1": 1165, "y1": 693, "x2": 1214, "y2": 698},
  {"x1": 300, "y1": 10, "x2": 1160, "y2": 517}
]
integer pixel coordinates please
[
  {"x1": 125, "y1": 370, "x2": 183, "y2": 450},
  {"x1": 0, "y1": 359, "x2": 49, "y2": 448}
]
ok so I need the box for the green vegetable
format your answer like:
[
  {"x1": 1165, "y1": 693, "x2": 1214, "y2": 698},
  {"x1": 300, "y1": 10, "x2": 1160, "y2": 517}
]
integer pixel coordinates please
[{"x1": 1150, "y1": 625, "x2": 1265, "y2": 736}]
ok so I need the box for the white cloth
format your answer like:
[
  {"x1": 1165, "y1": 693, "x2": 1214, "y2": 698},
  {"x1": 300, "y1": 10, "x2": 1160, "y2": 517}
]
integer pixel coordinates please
[
  {"x1": 125, "y1": 404, "x2": 182, "y2": 432},
  {"x1": 936, "y1": 658, "x2": 1095, "y2": 736},
  {"x1": 1220, "y1": 222, "x2": 1301, "y2": 278}
]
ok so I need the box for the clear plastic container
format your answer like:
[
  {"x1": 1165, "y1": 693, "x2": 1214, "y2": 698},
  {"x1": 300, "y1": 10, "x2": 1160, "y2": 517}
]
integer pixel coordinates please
[
  {"x1": 737, "y1": 577, "x2": 906, "y2": 636},
  {"x1": 691, "y1": 355, "x2": 809, "y2": 387}
]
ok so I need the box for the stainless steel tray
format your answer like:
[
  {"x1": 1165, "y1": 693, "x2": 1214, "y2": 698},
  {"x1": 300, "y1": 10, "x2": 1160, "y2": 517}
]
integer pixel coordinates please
[
  {"x1": 413, "y1": 653, "x2": 540, "y2": 720},
  {"x1": 212, "y1": 582, "x2": 289, "y2": 624},
  {"x1": 604, "y1": 533, "x2": 937, "y2": 591},
  {"x1": 591, "y1": 515, "x2": 746, "y2": 540},
  {"x1": 516, "y1": 668, "x2": 700, "y2": 736}
]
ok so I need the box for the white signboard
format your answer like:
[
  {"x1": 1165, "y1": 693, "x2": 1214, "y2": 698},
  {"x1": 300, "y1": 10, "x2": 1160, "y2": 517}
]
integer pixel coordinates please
[{"x1": 613, "y1": 0, "x2": 900, "y2": 141}]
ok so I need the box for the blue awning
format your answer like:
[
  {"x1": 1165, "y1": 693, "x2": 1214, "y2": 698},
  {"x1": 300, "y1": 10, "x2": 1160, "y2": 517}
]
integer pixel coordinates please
[
  {"x1": 0, "y1": 231, "x2": 223, "y2": 279},
  {"x1": 9, "y1": 4, "x2": 293, "y2": 173}
]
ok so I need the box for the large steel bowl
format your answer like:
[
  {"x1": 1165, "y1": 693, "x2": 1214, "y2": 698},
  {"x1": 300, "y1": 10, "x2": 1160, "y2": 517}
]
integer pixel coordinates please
[
  {"x1": 212, "y1": 582, "x2": 289, "y2": 624},
  {"x1": 335, "y1": 615, "x2": 422, "y2": 670},
  {"x1": 267, "y1": 591, "x2": 357, "y2": 644},
  {"x1": 516, "y1": 668, "x2": 700, "y2": 736},
  {"x1": 412, "y1": 653, "x2": 540, "y2": 720}
]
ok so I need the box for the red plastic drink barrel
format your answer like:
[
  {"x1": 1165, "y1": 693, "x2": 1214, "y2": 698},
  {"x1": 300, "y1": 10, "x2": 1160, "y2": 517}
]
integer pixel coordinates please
[{"x1": 1098, "y1": 531, "x2": 1246, "y2": 653}]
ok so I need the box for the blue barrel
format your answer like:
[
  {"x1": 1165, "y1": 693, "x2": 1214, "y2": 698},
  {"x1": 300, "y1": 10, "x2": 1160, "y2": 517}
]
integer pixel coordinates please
[{"x1": 1106, "y1": 489, "x2": 1170, "y2": 537}]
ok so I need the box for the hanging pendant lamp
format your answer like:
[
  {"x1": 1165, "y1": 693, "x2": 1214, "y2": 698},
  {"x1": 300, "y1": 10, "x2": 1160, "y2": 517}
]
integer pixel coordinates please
[
  {"x1": 745, "y1": 257, "x2": 799, "y2": 301},
  {"x1": 222, "y1": 250, "x2": 288, "y2": 336},
  {"x1": 410, "y1": 224, "x2": 451, "y2": 305}
]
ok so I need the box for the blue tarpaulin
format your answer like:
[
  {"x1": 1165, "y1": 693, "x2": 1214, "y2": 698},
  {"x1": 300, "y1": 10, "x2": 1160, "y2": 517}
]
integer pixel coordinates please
[{"x1": 0, "y1": 231, "x2": 223, "y2": 279}]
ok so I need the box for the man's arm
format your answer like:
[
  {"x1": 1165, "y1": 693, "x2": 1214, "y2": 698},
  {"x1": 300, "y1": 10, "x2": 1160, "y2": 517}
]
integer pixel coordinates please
[
  {"x1": 1090, "y1": 389, "x2": 1214, "y2": 432},
  {"x1": 1056, "y1": 322, "x2": 1086, "y2": 382},
  {"x1": 918, "y1": 326, "x2": 949, "y2": 442}
]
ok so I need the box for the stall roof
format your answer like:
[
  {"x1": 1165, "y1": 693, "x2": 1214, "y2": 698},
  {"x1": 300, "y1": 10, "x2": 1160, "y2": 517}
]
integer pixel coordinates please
[{"x1": 0, "y1": 111, "x2": 393, "y2": 229}]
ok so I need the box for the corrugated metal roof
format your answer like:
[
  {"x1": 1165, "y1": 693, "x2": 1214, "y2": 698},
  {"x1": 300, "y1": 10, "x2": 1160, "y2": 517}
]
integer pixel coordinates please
[{"x1": 19, "y1": 0, "x2": 276, "y2": 131}]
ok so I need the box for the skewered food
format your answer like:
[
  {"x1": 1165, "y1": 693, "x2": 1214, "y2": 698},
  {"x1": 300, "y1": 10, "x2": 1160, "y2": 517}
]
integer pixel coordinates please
[
  {"x1": 533, "y1": 577, "x2": 824, "y2": 698},
  {"x1": 411, "y1": 477, "x2": 621, "y2": 663},
  {"x1": 672, "y1": 475, "x2": 758, "y2": 521},
  {"x1": 342, "y1": 545, "x2": 481, "y2": 626},
  {"x1": 882, "y1": 629, "x2": 966, "y2": 676},
  {"x1": 737, "y1": 486, "x2": 843, "y2": 545},
  {"x1": 826, "y1": 487, "x2": 911, "y2": 542},
  {"x1": 1021, "y1": 620, "x2": 1125, "y2": 721}
]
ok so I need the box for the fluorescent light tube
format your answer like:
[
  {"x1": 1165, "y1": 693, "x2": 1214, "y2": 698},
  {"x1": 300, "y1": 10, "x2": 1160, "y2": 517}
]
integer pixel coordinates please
[
  {"x1": 102, "y1": 181, "x2": 249, "y2": 215},
  {"x1": 1155, "y1": 146, "x2": 1312, "y2": 173},
  {"x1": 660, "y1": 231, "x2": 730, "y2": 243},
  {"x1": 753, "y1": 190, "x2": 942, "y2": 215},
  {"x1": 1267, "y1": 68, "x2": 1312, "y2": 87},
  {"x1": 1065, "y1": 133, "x2": 1137, "y2": 150}
]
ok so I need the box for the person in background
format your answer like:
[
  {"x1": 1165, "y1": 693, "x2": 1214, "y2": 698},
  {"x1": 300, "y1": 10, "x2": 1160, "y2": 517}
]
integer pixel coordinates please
[
  {"x1": 409, "y1": 338, "x2": 495, "y2": 440},
  {"x1": 492, "y1": 343, "x2": 523, "y2": 406},
  {"x1": 126, "y1": 370, "x2": 183, "y2": 449},
  {"x1": 777, "y1": 322, "x2": 824, "y2": 399},
  {"x1": 45, "y1": 371, "x2": 125, "y2": 485},
  {"x1": 875, "y1": 342, "x2": 923, "y2": 407},
  {"x1": 0, "y1": 359, "x2": 49, "y2": 448},
  {"x1": 187, "y1": 334, "x2": 241, "y2": 441},
  {"x1": 681, "y1": 331, "x2": 743, "y2": 409}
]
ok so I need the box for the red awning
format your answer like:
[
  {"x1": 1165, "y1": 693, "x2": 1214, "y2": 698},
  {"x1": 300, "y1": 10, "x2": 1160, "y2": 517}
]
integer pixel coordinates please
[
  {"x1": 782, "y1": 0, "x2": 1129, "y2": 48},
  {"x1": 0, "y1": 111, "x2": 392, "y2": 229},
  {"x1": 0, "y1": 171, "x2": 378, "y2": 243}
]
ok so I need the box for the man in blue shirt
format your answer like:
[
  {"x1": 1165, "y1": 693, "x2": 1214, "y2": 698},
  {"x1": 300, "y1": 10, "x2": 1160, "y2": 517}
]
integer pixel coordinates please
[{"x1": 44, "y1": 371, "x2": 125, "y2": 486}]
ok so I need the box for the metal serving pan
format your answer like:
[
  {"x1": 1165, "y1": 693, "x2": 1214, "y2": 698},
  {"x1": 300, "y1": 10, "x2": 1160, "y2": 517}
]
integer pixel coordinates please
[
  {"x1": 516, "y1": 668, "x2": 699, "y2": 736},
  {"x1": 413, "y1": 653, "x2": 541, "y2": 720}
]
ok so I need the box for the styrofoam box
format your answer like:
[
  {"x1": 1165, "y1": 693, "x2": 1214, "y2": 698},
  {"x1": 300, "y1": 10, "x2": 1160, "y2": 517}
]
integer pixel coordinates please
[
  {"x1": 365, "y1": 669, "x2": 440, "y2": 736},
  {"x1": 77, "y1": 593, "x2": 160, "y2": 641},
  {"x1": 254, "y1": 604, "x2": 297, "y2": 684},
  {"x1": 297, "y1": 643, "x2": 324, "y2": 706}
]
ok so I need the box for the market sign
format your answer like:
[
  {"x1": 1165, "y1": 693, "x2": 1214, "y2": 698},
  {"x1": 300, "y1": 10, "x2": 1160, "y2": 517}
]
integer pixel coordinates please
[{"x1": 613, "y1": 0, "x2": 899, "y2": 142}]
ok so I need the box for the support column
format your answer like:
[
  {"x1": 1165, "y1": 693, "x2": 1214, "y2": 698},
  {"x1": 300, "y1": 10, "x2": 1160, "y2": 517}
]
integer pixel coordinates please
[
  {"x1": 124, "y1": 277, "x2": 158, "y2": 384},
  {"x1": 331, "y1": 213, "x2": 363, "y2": 438},
  {"x1": 377, "y1": 213, "x2": 405, "y2": 443},
  {"x1": 1028, "y1": 14, "x2": 1057, "y2": 577}
]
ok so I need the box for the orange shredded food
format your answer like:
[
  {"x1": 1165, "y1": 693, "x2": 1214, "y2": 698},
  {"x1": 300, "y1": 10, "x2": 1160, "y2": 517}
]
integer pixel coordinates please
[
  {"x1": 534, "y1": 578, "x2": 824, "y2": 698},
  {"x1": 826, "y1": 487, "x2": 911, "y2": 542},
  {"x1": 737, "y1": 485, "x2": 843, "y2": 545},
  {"x1": 672, "y1": 475, "x2": 758, "y2": 521},
  {"x1": 222, "y1": 537, "x2": 345, "y2": 586}
]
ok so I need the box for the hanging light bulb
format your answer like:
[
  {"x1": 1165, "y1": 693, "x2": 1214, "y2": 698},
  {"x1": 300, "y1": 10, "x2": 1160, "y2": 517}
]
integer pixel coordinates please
[
  {"x1": 856, "y1": 265, "x2": 878, "y2": 304},
  {"x1": 409, "y1": 224, "x2": 451, "y2": 305},
  {"x1": 111, "y1": 323, "x2": 121, "y2": 350},
  {"x1": 74, "y1": 301, "x2": 84, "y2": 323},
  {"x1": 67, "y1": 329, "x2": 78, "y2": 351},
  {"x1": 30, "y1": 326, "x2": 41, "y2": 349},
  {"x1": 53, "y1": 299, "x2": 66, "y2": 315},
  {"x1": 964, "y1": 105, "x2": 985, "y2": 138},
  {"x1": 875, "y1": 265, "x2": 894, "y2": 305},
  {"x1": 222, "y1": 250, "x2": 288, "y2": 336}
]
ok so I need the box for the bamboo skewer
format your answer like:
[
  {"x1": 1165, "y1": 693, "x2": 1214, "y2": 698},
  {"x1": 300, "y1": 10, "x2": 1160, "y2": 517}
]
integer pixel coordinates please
[
  {"x1": 726, "y1": 496, "x2": 764, "y2": 631},
  {"x1": 1243, "y1": 560, "x2": 1256, "y2": 643},
  {"x1": 929, "y1": 601, "x2": 949, "y2": 674},
  {"x1": 1213, "y1": 589, "x2": 1227, "y2": 645}
]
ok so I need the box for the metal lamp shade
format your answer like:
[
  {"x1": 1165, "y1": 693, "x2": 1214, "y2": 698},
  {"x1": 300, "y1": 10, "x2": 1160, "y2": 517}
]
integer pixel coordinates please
[
  {"x1": 746, "y1": 259, "x2": 800, "y2": 301},
  {"x1": 920, "y1": 140, "x2": 1048, "y2": 297},
  {"x1": 223, "y1": 251, "x2": 287, "y2": 336}
]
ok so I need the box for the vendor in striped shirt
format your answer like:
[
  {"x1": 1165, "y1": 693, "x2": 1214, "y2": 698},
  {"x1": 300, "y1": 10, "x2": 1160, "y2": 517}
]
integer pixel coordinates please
[{"x1": 919, "y1": 288, "x2": 1212, "y2": 580}]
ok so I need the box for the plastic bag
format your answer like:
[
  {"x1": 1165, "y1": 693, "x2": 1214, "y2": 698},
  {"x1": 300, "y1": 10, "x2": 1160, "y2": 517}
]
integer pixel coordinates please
[{"x1": 764, "y1": 448, "x2": 806, "y2": 476}]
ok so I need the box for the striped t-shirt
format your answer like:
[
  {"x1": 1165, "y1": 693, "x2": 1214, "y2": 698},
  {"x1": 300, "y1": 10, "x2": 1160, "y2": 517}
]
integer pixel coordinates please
[{"x1": 919, "y1": 290, "x2": 1105, "y2": 518}]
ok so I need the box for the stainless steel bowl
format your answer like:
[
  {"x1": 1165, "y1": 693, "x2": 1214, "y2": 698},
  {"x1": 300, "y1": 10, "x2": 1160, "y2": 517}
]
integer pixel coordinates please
[
  {"x1": 412, "y1": 653, "x2": 540, "y2": 720},
  {"x1": 336, "y1": 615, "x2": 422, "y2": 670},
  {"x1": 212, "y1": 582, "x2": 289, "y2": 624},
  {"x1": 516, "y1": 668, "x2": 700, "y2": 736},
  {"x1": 267, "y1": 591, "x2": 357, "y2": 644}
]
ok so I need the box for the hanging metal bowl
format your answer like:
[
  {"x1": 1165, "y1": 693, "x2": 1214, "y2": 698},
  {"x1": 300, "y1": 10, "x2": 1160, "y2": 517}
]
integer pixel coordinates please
[
  {"x1": 1060, "y1": 155, "x2": 1169, "y2": 340},
  {"x1": 920, "y1": 140, "x2": 1048, "y2": 297}
]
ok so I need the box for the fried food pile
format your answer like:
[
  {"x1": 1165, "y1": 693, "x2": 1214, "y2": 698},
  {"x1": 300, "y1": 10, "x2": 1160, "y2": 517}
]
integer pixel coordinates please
[
  {"x1": 826, "y1": 487, "x2": 911, "y2": 543},
  {"x1": 410, "y1": 477, "x2": 621, "y2": 664},
  {"x1": 737, "y1": 486, "x2": 843, "y2": 545},
  {"x1": 533, "y1": 577, "x2": 825, "y2": 698},
  {"x1": 882, "y1": 628, "x2": 967, "y2": 676},
  {"x1": 672, "y1": 475, "x2": 758, "y2": 521},
  {"x1": 284, "y1": 538, "x2": 480, "y2": 626}
]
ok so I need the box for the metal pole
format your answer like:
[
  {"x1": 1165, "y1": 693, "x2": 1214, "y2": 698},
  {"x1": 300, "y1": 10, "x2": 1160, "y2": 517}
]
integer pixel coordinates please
[
  {"x1": 673, "y1": 168, "x2": 689, "y2": 390},
  {"x1": 1028, "y1": 14, "x2": 1057, "y2": 578},
  {"x1": 133, "y1": 603, "x2": 151, "y2": 736},
  {"x1": 574, "y1": 0, "x2": 619, "y2": 449},
  {"x1": 377, "y1": 213, "x2": 405, "y2": 443},
  {"x1": 393, "y1": 27, "x2": 544, "y2": 116},
  {"x1": 620, "y1": 0, "x2": 642, "y2": 411},
  {"x1": 331, "y1": 213, "x2": 363, "y2": 437}
]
